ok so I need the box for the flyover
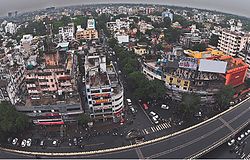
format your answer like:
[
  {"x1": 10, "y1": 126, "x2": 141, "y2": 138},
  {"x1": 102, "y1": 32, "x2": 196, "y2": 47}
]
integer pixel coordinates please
[{"x1": 0, "y1": 97, "x2": 250, "y2": 159}]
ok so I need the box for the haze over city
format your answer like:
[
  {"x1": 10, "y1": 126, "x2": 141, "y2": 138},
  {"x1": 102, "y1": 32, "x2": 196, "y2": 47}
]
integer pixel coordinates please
[{"x1": 0, "y1": 0, "x2": 250, "y2": 18}]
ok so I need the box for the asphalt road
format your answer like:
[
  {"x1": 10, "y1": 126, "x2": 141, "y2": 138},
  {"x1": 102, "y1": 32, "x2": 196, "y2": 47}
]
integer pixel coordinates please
[{"x1": 0, "y1": 97, "x2": 249, "y2": 159}]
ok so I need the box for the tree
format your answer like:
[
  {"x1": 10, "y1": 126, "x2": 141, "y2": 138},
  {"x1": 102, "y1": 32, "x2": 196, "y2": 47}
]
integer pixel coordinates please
[
  {"x1": 108, "y1": 38, "x2": 118, "y2": 48},
  {"x1": 216, "y1": 85, "x2": 235, "y2": 108},
  {"x1": 209, "y1": 34, "x2": 219, "y2": 47},
  {"x1": 5, "y1": 41, "x2": 14, "y2": 48},
  {"x1": 246, "y1": 78, "x2": 250, "y2": 88},
  {"x1": 192, "y1": 43, "x2": 207, "y2": 51},
  {"x1": 163, "y1": 17, "x2": 172, "y2": 28},
  {"x1": 0, "y1": 102, "x2": 30, "y2": 141},
  {"x1": 164, "y1": 27, "x2": 181, "y2": 43},
  {"x1": 180, "y1": 93, "x2": 201, "y2": 116},
  {"x1": 78, "y1": 113, "x2": 91, "y2": 126}
]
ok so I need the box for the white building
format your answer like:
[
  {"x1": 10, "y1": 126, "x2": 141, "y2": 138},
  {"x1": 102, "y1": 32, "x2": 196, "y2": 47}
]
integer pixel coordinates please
[
  {"x1": 20, "y1": 34, "x2": 33, "y2": 57},
  {"x1": 84, "y1": 45, "x2": 124, "y2": 122},
  {"x1": 218, "y1": 29, "x2": 250, "y2": 56},
  {"x1": 107, "y1": 19, "x2": 130, "y2": 32},
  {"x1": 58, "y1": 23, "x2": 75, "y2": 42},
  {"x1": 5, "y1": 22, "x2": 17, "y2": 35}
]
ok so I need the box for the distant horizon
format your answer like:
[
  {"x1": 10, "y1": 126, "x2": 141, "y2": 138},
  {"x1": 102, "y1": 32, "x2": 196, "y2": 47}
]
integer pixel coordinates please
[{"x1": 0, "y1": 0, "x2": 250, "y2": 18}]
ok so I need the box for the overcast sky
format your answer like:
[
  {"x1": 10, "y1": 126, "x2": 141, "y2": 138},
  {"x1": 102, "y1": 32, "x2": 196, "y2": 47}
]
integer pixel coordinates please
[{"x1": 0, "y1": 0, "x2": 249, "y2": 18}]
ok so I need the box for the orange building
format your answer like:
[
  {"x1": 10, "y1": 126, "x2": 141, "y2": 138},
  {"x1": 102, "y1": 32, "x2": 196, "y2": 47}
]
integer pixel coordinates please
[{"x1": 210, "y1": 55, "x2": 248, "y2": 87}]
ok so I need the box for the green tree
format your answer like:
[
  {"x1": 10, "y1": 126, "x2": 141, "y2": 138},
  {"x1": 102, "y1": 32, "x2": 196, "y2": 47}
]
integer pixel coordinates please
[
  {"x1": 0, "y1": 102, "x2": 30, "y2": 141},
  {"x1": 78, "y1": 113, "x2": 91, "y2": 126},
  {"x1": 164, "y1": 27, "x2": 181, "y2": 43},
  {"x1": 192, "y1": 43, "x2": 207, "y2": 51},
  {"x1": 163, "y1": 17, "x2": 172, "y2": 28},
  {"x1": 246, "y1": 78, "x2": 250, "y2": 88},
  {"x1": 180, "y1": 93, "x2": 201, "y2": 116},
  {"x1": 108, "y1": 38, "x2": 118, "y2": 48},
  {"x1": 216, "y1": 85, "x2": 235, "y2": 107},
  {"x1": 209, "y1": 34, "x2": 219, "y2": 47}
]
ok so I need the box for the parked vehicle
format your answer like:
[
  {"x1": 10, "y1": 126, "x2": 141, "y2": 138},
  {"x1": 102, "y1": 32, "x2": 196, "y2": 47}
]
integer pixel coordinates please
[
  {"x1": 130, "y1": 107, "x2": 136, "y2": 114},
  {"x1": 12, "y1": 138, "x2": 18, "y2": 145},
  {"x1": 21, "y1": 139, "x2": 26, "y2": 148},
  {"x1": 152, "y1": 116, "x2": 159, "y2": 124},
  {"x1": 26, "y1": 138, "x2": 32, "y2": 147},
  {"x1": 149, "y1": 111, "x2": 156, "y2": 117},
  {"x1": 126, "y1": 99, "x2": 132, "y2": 106},
  {"x1": 161, "y1": 104, "x2": 169, "y2": 110},
  {"x1": 143, "y1": 103, "x2": 149, "y2": 110}
]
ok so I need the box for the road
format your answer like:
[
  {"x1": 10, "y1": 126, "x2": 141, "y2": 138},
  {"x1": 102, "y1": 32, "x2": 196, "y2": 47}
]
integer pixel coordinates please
[{"x1": 0, "y1": 97, "x2": 249, "y2": 159}]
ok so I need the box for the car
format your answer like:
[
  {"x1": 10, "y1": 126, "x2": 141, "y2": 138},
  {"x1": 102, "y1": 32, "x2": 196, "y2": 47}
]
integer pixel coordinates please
[
  {"x1": 161, "y1": 104, "x2": 169, "y2": 110},
  {"x1": 12, "y1": 138, "x2": 18, "y2": 145},
  {"x1": 143, "y1": 103, "x2": 149, "y2": 110},
  {"x1": 228, "y1": 139, "x2": 235, "y2": 146},
  {"x1": 118, "y1": 70, "x2": 122, "y2": 74},
  {"x1": 152, "y1": 117, "x2": 159, "y2": 124},
  {"x1": 194, "y1": 112, "x2": 202, "y2": 117},
  {"x1": 153, "y1": 115, "x2": 159, "y2": 119},
  {"x1": 40, "y1": 140, "x2": 44, "y2": 146},
  {"x1": 178, "y1": 121, "x2": 184, "y2": 126},
  {"x1": 126, "y1": 99, "x2": 132, "y2": 106},
  {"x1": 52, "y1": 140, "x2": 58, "y2": 146},
  {"x1": 26, "y1": 138, "x2": 32, "y2": 147},
  {"x1": 149, "y1": 111, "x2": 156, "y2": 117},
  {"x1": 130, "y1": 107, "x2": 136, "y2": 114},
  {"x1": 21, "y1": 139, "x2": 26, "y2": 148}
]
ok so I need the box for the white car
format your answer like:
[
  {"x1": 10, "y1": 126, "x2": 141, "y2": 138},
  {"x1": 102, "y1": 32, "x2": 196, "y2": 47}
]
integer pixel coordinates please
[
  {"x1": 12, "y1": 138, "x2": 18, "y2": 145},
  {"x1": 228, "y1": 139, "x2": 235, "y2": 146},
  {"x1": 153, "y1": 115, "x2": 159, "y2": 119},
  {"x1": 26, "y1": 138, "x2": 32, "y2": 147},
  {"x1": 52, "y1": 140, "x2": 58, "y2": 146},
  {"x1": 21, "y1": 139, "x2": 26, "y2": 148},
  {"x1": 149, "y1": 111, "x2": 156, "y2": 117},
  {"x1": 161, "y1": 104, "x2": 169, "y2": 110},
  {"x1": 152, "y1": 116, "x2": 159, "y2": 124}
]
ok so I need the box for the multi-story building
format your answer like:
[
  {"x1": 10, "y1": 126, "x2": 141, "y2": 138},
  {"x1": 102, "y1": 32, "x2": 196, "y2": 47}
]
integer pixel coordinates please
[
  {"x1": 76, "y1": 19, "x2": 99, "y2": 41},
  {"x1": 20, "y1": 34, "x2": 34, "y2": 57},
  {"x1": 58, "y1": 23, "x2": 75, "y2": 42},
  {"x1": 17, "y1": 42, "x2": 82, "y2": 118},
  {"x1": 107, "y1": 19, "x2": 130, "y2": 33},
  {"x1": 5, "y1": 22, "x2": 17, "y2": 35},
  {"x1": 218, "y1": 29, "x2": 250, "y2": 57},
  {"x1": 142, "y1": 49, "x2": 248, "y2": 100},
  {"x1": 0, "y1": 52, "x2": 25, "y2": 105},
  {"x1": 84, "y1": 44, "x2": 124, "y2": 123}
]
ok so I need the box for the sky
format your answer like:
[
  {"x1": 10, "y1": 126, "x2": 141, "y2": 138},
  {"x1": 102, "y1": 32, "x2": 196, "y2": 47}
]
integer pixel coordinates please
[{"x1": 0, "y1": 0, "x2": 249, "y2": 18}]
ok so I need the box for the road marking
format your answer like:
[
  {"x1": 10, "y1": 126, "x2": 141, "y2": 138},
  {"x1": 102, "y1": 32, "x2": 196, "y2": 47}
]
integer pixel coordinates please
[
  {"x1": 156, "y1": 126, "x2": 161, "y2": 131},
  {"x1": 151, "y1": 127, "x2": 155, "y2": 132},
  {"x1": 135, "y1": 147, "x2": 144, "y2": 160},
  {"x1": 142, "y1": 130, "x2": 146, "y2": 135},
  {"x1": 163, "y1": 123, "x2": 169, "y2": 128},
  {"x1": 145, "y1": 129, "x2": 149, "y2": 135},
  {"x1": 219, "y1": 117, "x2": 235, "y2": 132}
]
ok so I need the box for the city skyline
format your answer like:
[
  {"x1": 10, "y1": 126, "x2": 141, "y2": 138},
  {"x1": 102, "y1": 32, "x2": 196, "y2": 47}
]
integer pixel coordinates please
[{"x1": 0, "y1": 0, "x2": 250, "y2": 18}]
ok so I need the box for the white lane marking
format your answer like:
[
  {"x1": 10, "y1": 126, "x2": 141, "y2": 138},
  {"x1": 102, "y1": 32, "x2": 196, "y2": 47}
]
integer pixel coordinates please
[{"x1": 151, "y1": 127, "x2": 155, "y2": 132}]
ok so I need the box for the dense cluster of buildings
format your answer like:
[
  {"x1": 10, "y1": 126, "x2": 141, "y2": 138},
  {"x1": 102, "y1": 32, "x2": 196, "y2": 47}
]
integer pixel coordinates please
[{"x1": 142, "y1": 48, "x2": 248, "y2": 100}]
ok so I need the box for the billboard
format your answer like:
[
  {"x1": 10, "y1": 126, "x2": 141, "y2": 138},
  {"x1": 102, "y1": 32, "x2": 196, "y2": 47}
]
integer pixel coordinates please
[
  {"x1": 178, "y1": 57, "x2": 198, "y2": 70},
  {"x1": 117, "y1": 35, "x2": 129, "y2": 44},
  {"x1": 199, "y1": 59, "x2": 227, "y2": 74}
]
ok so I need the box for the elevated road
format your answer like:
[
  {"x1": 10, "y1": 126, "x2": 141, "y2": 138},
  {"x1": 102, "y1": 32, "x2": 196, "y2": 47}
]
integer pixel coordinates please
[{"x1": 0, "y1": 97, "x2": 250, "y2": 159}]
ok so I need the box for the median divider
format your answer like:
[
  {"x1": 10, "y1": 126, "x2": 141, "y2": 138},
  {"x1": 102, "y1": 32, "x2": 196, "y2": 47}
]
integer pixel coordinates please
[{"x1": 1, "y1": 97, "x2": 250, "y2": 157}]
